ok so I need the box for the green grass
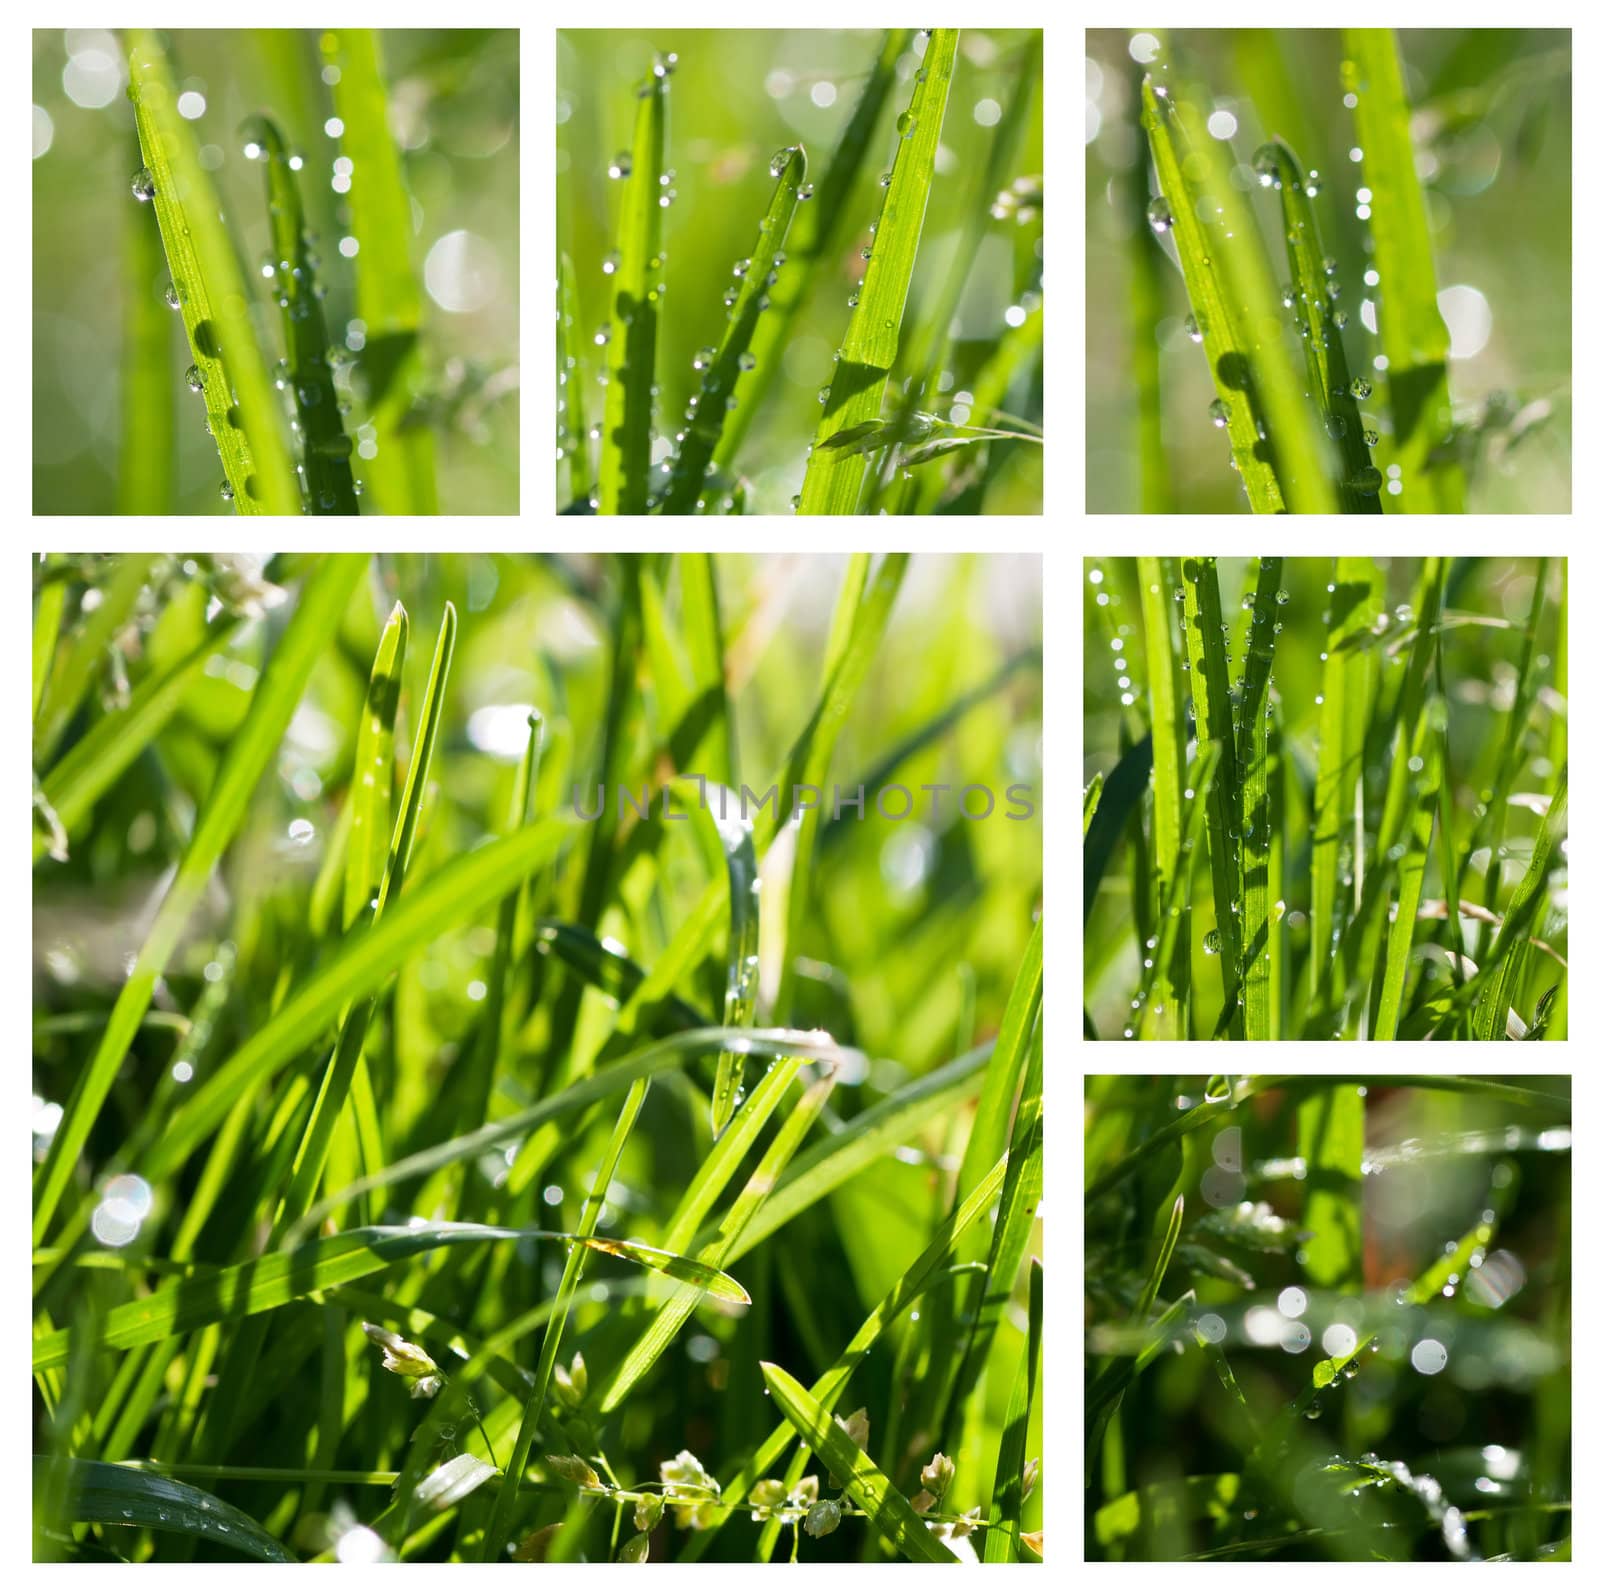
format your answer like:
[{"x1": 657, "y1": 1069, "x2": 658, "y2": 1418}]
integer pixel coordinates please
[
  {"x1": 1086, "y1": 1074, "x2": 1572, "y2": 1562},
  {"x1": 1085, "y1": 556, "x2": 1567, "y2": 1040},
  {"x1": 32, "y1": 552, "x2": 1041, "y2": 1564},
  {"x1": 558, "y1": 30, "x2": 1043, "y2": 515}
]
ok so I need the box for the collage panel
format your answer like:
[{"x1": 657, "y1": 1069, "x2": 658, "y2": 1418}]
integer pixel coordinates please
[
  {"x1": 1084, "y1": 1074, "x2": 1572, "y2": 1562},
  {"x1": 31, "y1": 552, "x2": 1043, "y2": 1564}
]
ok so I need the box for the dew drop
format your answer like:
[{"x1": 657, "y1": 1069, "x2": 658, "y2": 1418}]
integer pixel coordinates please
[
  {"x1": 219, "y1": 480, "x2": 235, "y2": 501},
  {"x1": 184, "y1": 364, "x2": 205, "y2": 392},
  {"x1": 1203, "y1": 929, "x2": 1222, "y2": 955},
  {"x1": 1348, "y1": 376, "x2": 1373, "y2": 399},
  {"x1": 607, "y1": 152, "x2": 633, "y2": 180},
  {"x1": 1209, "y1": 397, "x2": 1230, "y2": 428},
  {"x1": 1146, "y1": 196, "x2": 1174, "y2": 233},
  {"x1": 164, "y1": 281, "x2": 182, "y2": 310},
  {"x1": 131, "y1": 166, "x2": 156, "y2": 201},
  {"x1": 1185, "y1": 312, "x2": 1203, "y2": 343}
]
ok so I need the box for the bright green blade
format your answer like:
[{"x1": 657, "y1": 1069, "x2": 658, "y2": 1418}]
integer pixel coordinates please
[{"x1": 118, "y1": 135, "x2": 176, "y2": 514}]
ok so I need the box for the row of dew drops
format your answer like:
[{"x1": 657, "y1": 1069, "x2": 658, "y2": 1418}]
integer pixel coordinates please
[{"x1": 130, "y1": 133, "x2": 364, "y2": 511}]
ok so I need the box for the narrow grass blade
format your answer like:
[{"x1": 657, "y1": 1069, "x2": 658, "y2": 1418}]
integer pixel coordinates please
[
  {"x1": 714, "y1": 30, "x2": 910, "y2": 475},
  {"x1": 344, "y1": 604, "x2": 408, "y2": 929},
  {"x1": 710, "y1": 811, "x2": 760, "y2": 1138},
  {"x1": 1180, "y1": 560, "x2": 1244, "y2": 1033},
  {"x1": 119, "y1": 138, "x2": 176, "y2": 514},
  {"x1": 983, "y1": 1257, "x2": 1042, "y2": 1563},
  {"x1": 1084, "y1": 772, "x2": 1103, "y2": 837},
  {"x1": 1343, "y1": 31, "x2": 1465, "y2": 513},
  {"x1": 678, "y1": 554, "x2": 736, "y2": 783},
  {"x1": 125, "y1": 32, "x2": 299, "y2": 515},
  {"x1": 557, "y1": 253, "x2": 592, "y2": 508},
  {"x1": 797, "y1": 30, "x2": 958, "y2": 514},
  {"x1": 661, "y1": 147, "x2": 807, "y2": 515},
  {"x1": 137, "y1": 815, "x2": 575, "y2": 1190},
  {"x1": 598, "y1": 1069, "x2": 837, "y2": 1413},
  {"x1": 1137, "y1": 558, "x2": 1186, "y2": 1033},
  {"x1": 1086, "y1": 1292, "x2": 1195, "y2": 1433},
  {"x1": 1136, "y1": 1195, "x2": 1185, "y2": 1322},
  {"x1": 535, "y1": 920, "x2": 708, "y2": 1030},
  {"x1": 33, "y1": 1456, "x2": 292, "y2": 1562},
  {"x1": 323, "y1": 29, "x2": 438, "y2": 514},
  {"x1": 597, "y1": 63, "x2": 667, "y2": 514},
  {"x1": 31, "y1": 557, "x2": 367, "y2": 1247},
  {"x1": 242, "y1": 115, "x2": 359, "y2": 516},
  {"x1": 32, "y1": 562, "x2": 66, "y2": 724},
  {"x1": 1262, "y1": 142, "x2": 1382, "y2": 512},
  {"x1": 34, "y1": 614, "x2": 242, "y2": 864},
  {"x1": 1237, "y1": 558, "x2": 1282, "y2": 1038},
  {"x1": 1141, "y1": 79, "x2": 1336, "y2": 513},
  {"x1": 758, "y1": 1362, "x2": 957, "y2": 1563},
  {"x1": 33, "y1": 554, "x2": 159, "y2": 766},
  {"x1": 1295, "y1": 1086, "x2": 1363, "y2": 1287}
]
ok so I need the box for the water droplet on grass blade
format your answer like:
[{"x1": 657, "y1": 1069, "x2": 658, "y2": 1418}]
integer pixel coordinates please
[
  {"x1": 1185, "y1": 312, "x2": 1203, "y2": 342},
  {"x1": 184, "y1": 365, "x2": 205, "y2": 392},
  {"x1": 1348, "y1": 377, "x2": 1373, "y2": 399},
  {"x1": 1203, "y1": 930, "x2": 1222, "y2": 955},
  {"x1": 164, "y1": 281, "x2": 182, "y2": 309},
  {"x1": 1209, "y1": 398, "x2": 1230, "y2": 428},
  {"x1": 1252, "y1": 146, "x2": 1281, "y2": 188},
  {"x1": 1146, "y1": 196, "x2": 1174, "y2": 233},
  {"x1": 608, "y1": 152, "x2": 632, "y2": 179},
  {"x1": 131, "y1": 167, "x2": 156, "y2": 201},
  {"x1": 220, "y1": 480, "x2": 235, "y2": 501}
]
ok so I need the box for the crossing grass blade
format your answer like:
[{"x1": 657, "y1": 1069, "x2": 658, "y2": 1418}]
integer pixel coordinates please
[
  {"x1": 597, "y1": 65, "x2": 667, "y2": 514},
  {"x1": 1237, "y1": 558, "x2": 1282, "y2": 1038},
  {"x1": 1141, "y1": 80, "x2": 1337, "y2": 513},
  {"x1": 323, "y1": 28, "x2": 438, "y2": 514},
  {"x1": 119, "y1": 143, "x2": 176, "y2": 514},
  {"x1": 758, "y1": 1362, "x2": 958, "y2": 1563},
  {"x1": 660, "y1": 146, "x2": 807, "y2": 514},
  {"x1": 242, "y1": 115, "x2": 359, "y2": 516},
  {"x1": 1343, "y1": 30, "x2": 1464, "y2": 514},
  {"x1": 125, "y1": 32, "x2": 299, "y2": 515},
  {"x1": 1263, "y1": 142, "x2": 1382, "y2": 513},
  {"x1": 535, "y1": 920, "x2": 709, "y2": 1029},
  {"x1": 714, "y1": 30, "x2": 910, "y2": 476},
  {"x1": 557, "y1": 253, "x2": 592, "y2": 508},
  {"x1": 1137, "y1": 558, "x2": 1186, "y2": 1034},
  {"x1": 34, "y1": 1456, "x2": 293, "y2": 1562},
  {"x1": 31, "y1": 556, "x2": 367, "y2": 1247},
  {"x1": 797, "y1": 30, "x2": 958, "y2": 514},
  {"x1": 983, "y1": 1256, "x2": 1042, "y2": 1563}
]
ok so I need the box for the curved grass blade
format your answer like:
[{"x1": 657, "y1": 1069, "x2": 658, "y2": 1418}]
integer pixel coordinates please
[
  {"x1": 119, "y1": 140, "x2": 176, "y2": 514},
  {"x1": 1237, "y1": 558, "x2": 1283, "y2": 1037},
  {"x1": 33, "y1": 1455, "x2": 292, "y2": 1562},
  {"x1": 322, "y1": 29, "x2": 438, "y2": 514},
  {"x1": 31, "y1": 1224, "x2": 744, "y2": 1373},
  {"x1": 125, "y1": 32, "x2": 299, "y2": 515},
  {"x1": 661, "y1": 147, "x2": 807, "y2": 515},
  {"x1": 557, "y1": 253, "x2": 592, "y2": 508},
  {"x1": 1262, "y1": 142, "x2": 1382, "y2": 513},
  {"x1": 31, "y1": 556, "x2": 367, "y2": 1247},
  {"x1": 1137, "y1": 558, "x2": 1186, "y2": 1032},
  {"x1": 535, "y1": 920, "x2": 709, "y2": 1030},
  {"x1": 1343, "y1": 31, "x2": 1465, "y2": 513},
  {"x1": 797, "y1": 30, "x2": 958, "y2": 514},
  {"x1": 33, "y1": 614, "x2": 242, "y2": 864},
  {"x1": 597, "y1": 62, "x2": 667, "y2": 514},
  {"x1": 714, "y1": 30, "x2": 910, "y2": 476},
  {"x1": 983, "y1": 1257, "x2": 1042, "y2": 1563},
  {"x1": 242, "y1": 115, "x2": 359, "y2": 516},
  {"x1": 1140, "y1": 78, "x2": 1335, "y2": 513},
  {"x1": 759, "y1": 1362, "x2": 957, "y2": 1563}
]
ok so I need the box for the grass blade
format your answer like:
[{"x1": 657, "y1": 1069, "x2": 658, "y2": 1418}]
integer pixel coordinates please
[
  {"x1": 678, "y1": 553, "x2": 736, "y2": 782},
  {"x1": 714, "y1": 31, "x2": 911, "y2": 475},
  {"x1": 1343, "y1": 30, "x2": 1464, "y2": 513},
  {"x1": 983, "y1": 1256, "x2": 1042, "y2": 1563},
  {"x1": 1084, "y1": 772, "x2": 1103, "y2": 837},
  {"x1": 661, "y1": 146, "x2": 807, "y2": 514},
  {"x1": 242, "y1": 115, "x2": 359, "y2": 515},
  {"x1": 344, "y1": 604, "x2": 408, "y2": 929},
  {"x1": 34, "y1": 1456, "x2": 292, "y2": 1562},
  {"x1": 323, "y1": 28, "x2": 438, "y2": 514},
  {"x1": 1263, "y1": 141, "x2": 1382, "y2": 512},
  {"x1": 597, "y1": 60, "x2": 668, "y2": 514},
  {"x1": 1294, "y1": 1086, "x2": 1363, "y2": 1287},
  {"x1": 125, "y1": 31, "x2": 299, "y2": 514},
  {"x1": 1237, "y1": 558, "x2": 1283, "y2": 1038},
  {"x1": 1137, "y1": 558, "x2": 1186, "y2": 1033},
  {"x1": 758, "y1": 1362, "x2": 957, "y2": 1563},
  {"x1": 557, "y1": 253, "x2": 593, "y2": 508},
  {"x1": 32, "y1": 556, "x2": 367, "y2": 1247},
  {"x1": 797, "y1": 30, "x2": 958, "y2": 514},
  {"x1": 709, "y1": 810, "x2": 760, "y2": 1139},
  {"x1": 1141, "y1": 78, "x2": 1336, "y2": 513},
  {"x1": 118, "y1": 140, "x2": 176, "y2": 514}
]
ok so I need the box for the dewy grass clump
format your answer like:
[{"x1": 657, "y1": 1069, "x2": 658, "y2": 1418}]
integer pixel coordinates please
[
  {"x1": 557, "y1": 29, "x2": 1044, "y2": 514},
  {"x1": 32, "y1": 552, "x2": 1042, "y2": 1564},
  {"x1": 1084, "y1": 556, "x2": 1567, "y2": 1041}
]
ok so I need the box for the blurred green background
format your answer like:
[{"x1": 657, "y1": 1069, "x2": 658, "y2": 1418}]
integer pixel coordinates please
[
  {"x1": 558, "y1": 29, "x2": 1043, "y2": 514},
  {"x1": 32, "y1": 29, "x2": 519, "y2": 515},
  {"x1": 1086, "y1": 29, "x2": 1571, "y2": 513}
]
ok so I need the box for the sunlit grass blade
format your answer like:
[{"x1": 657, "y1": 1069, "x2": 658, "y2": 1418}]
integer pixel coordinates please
[
  {"x1": 557, "y1": 253, "x2": 592, "y2": 508},
  {"x1": 32, "y1": 556, "x2": 367, "y2": 1247},
  {"x1": 678, "y1": 553, "x2": 735, "y2": 782},
  {"x1": 344, "y1": 603, "x2": 408, "y2": 929},
  {"x1": 1263, "y1": 141, "x2": 1382, "y2": 512},
  {"x1": 323, "y1": 28, "x2": 438, "y2": 514},
  {"x1": 661, "y1": 146, "x2": 806, "y2": 515},
  {"x1": 1084, "y1": 772, "x2": 1103, "y2": 837},
  {"x1": 125, "y1": 31, "x2": 299, "y2": 515},
  {"x1": 1137, "y1": 558, "x2": 1186, "y2": 1033},
  {"x1": 242, "y1": 115, "x2": 359, "y2": 515},
  {"x1": 797, "y1": 30, "x2": 957, "y2": 514},
  {"x1": 535, "y1": 920, "x2": 709, "y2": 1030},
  {"x1": 983, "y1": 1256, "x2": 1042, "y2": 1562},
  {"x1": 1294, "y1": 1086, "x2": 1362, "y2": 1287},
  {"x1": 1237, "y1": 557, "x2": 1282, "y2": 1038},
  {"x1": 33, "y1": 1456, "x2": 292, "y2": 1562},
  {"x1": 758, "y1": 1362, "x2": 957, "y2": 1563},
  {"x1": 709, "y1": 811, "x2": 760, "y2": 1139},
  {"x1": 597, "y1": 63, "x2": 667, "y2": 514},
  {"x1": 1141, "y1": 79, "x2": 1336, "y2": 513},
  {"x1": 119, "y1": 139, "x2": 176, "y2": 514},
  {"x1": 1343, "y1": 30, "x2": 1464, "y2": 513},
  {"x1": 714, "y1": 30, "x2": 910, "y2": 475}
]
